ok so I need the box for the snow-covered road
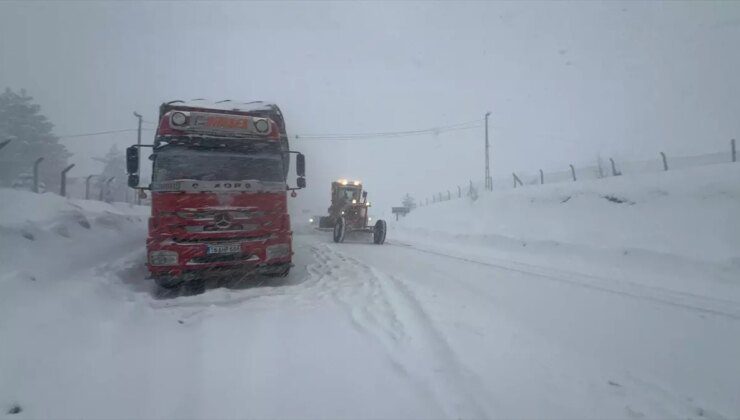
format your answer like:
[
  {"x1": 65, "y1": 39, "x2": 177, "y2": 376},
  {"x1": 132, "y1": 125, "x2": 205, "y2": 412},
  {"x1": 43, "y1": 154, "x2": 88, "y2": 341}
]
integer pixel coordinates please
[
  {"x1": 4, "y1": 230, "x2": 739, "y2": 419},
  {"x1": 296, "y1": 233, "x2": 740, "y2": 419}
]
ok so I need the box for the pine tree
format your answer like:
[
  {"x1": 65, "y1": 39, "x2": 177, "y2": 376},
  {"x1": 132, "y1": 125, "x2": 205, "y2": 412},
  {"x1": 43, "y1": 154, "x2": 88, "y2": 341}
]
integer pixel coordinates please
[{"x1": 0, "y1": 88, "x2": 71, "y2": 190}]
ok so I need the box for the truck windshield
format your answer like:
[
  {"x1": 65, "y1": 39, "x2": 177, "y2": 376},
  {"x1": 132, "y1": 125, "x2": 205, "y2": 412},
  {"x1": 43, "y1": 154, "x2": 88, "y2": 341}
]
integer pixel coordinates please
[{"x1": 153, "y1": 149, "x2": 285, "y2": 182}]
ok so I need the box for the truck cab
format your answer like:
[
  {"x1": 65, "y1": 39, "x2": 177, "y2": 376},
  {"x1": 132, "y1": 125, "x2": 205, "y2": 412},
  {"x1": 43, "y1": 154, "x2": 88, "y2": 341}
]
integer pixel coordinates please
[{"x1": 126, "y1": 99, "x2": 305, "y2": 291}]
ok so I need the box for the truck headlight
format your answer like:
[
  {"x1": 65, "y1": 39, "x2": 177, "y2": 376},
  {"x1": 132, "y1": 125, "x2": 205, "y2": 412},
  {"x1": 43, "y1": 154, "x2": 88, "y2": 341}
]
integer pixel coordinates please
[
  {"x1": 309, "y1": 218, "x2": 314, "y2": 223},
  {"x1": 266, "y1": 244, "x2": 290, "y2": 260},
  {"x1": 149, "y1": 250, "x2": 178, "y2": 266}
]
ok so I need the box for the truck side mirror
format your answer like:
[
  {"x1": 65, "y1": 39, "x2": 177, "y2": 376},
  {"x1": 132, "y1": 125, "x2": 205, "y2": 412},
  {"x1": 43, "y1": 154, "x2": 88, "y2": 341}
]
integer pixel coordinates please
[
  {"x1": 128, "y1": 174, "x2": 140, "y2": 188},
  {"x1": 362, "y1": 191, "x2": 368, "y2": 198},
  {"x1": 126, "y1": 146, "x2": 139, "y2": 174},
  {"x1": 296, "y1": 153, "x2": 306, "y2": 177},
  {"x1": 297, "y1": 177, "x2": 306, "y2": 189}
]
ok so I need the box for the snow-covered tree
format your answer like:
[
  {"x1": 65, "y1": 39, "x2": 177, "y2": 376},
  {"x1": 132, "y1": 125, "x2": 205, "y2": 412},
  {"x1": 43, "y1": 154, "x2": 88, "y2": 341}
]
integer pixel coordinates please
[
  {"x1": 402, "y1": 193, "x2": 417, "y2": 210},
  {"x1": 0, "y1": 88, "x2": 71, "y2": 190}
]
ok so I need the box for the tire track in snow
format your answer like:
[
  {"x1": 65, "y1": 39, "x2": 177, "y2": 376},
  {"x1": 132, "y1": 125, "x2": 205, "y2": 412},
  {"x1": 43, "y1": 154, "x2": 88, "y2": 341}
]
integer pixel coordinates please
[
  {"x1": 309, "y1": 242, "x2": 489, "y2": 419},
  {"x1": 389, "y1": 241, "x2": 740, "y2": 320}
]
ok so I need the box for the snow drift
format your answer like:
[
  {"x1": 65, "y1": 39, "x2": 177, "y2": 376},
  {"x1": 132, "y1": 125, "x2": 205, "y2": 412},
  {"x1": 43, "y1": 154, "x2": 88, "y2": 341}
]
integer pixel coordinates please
[
  {"x1": 396, "y1": 163, "x2": 740, "y2": 263},
  {"x1": 392, "y1": 162, "x2": 740, "y2": 302}
]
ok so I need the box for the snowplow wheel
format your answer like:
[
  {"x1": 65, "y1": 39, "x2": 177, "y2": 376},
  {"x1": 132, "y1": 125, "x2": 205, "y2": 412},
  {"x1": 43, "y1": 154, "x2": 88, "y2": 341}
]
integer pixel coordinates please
[
  {"x1": 373, "y1": 219, "x2": 387, "y2": 245},
  {"x1": 333, "y1": 217, "x2": 346, "y2": 243}
]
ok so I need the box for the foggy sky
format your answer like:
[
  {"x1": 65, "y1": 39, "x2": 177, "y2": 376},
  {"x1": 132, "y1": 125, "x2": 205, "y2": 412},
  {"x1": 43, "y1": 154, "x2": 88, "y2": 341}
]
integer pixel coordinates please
[{"x1": 1, "y1": 1, "x2": 739, "y2": 215}]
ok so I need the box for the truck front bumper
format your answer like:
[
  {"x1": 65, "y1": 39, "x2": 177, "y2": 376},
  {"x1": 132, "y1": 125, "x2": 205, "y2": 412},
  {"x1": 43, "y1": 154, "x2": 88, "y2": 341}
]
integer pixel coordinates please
[{"x1": 146, "y1": 234, "x2": 292, "y2": 281}]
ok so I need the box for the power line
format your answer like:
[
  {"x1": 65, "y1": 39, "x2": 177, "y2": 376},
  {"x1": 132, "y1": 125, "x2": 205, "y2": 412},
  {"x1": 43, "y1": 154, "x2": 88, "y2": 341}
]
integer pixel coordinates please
[
  {"x1": 55, "y1": 117, "x2": 483, "y2": 141},
  {"x1": 295, "y1": 119, "x2": 483, "y2": 140},
  {"x1": 58, "y1": 128, "x2": 154, "y2": 139}
]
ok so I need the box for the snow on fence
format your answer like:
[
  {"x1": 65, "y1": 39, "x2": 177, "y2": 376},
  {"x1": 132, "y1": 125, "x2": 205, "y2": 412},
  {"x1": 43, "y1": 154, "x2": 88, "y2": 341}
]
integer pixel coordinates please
[{"x1": 419, "y1": 139, "x2": 738, "y2": 207}]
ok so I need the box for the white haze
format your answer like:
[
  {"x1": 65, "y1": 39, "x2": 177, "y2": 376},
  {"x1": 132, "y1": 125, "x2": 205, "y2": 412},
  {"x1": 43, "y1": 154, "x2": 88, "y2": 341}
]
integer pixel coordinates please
[{"x1": 1, "y1": 1, "x2": 739, "y2": 214}]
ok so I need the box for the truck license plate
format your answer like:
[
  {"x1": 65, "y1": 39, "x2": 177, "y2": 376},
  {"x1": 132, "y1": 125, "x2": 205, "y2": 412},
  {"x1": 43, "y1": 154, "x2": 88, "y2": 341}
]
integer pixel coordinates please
[{"x1": 206, "y1": 243, "x2": 241, "y2": 254}]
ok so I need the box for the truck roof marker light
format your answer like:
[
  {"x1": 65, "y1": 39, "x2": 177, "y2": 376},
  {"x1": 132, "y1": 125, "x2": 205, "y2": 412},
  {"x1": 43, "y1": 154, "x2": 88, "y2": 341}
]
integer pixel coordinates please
[
  {"x1": 353, "y1": 180, "x2": 361, "y2": 186},
  {"x1": 171, "y1": 112, "x2": 188, "y2": 126},
  {"x1": 254, "y1": 118, "x2": 270, "y2": 134},
  {"x1": 338, "y1": 179, "x2": 348, "y2": 185},
  {"x1": 352, "y1": 199, "x2": 357, "y2": 204}
]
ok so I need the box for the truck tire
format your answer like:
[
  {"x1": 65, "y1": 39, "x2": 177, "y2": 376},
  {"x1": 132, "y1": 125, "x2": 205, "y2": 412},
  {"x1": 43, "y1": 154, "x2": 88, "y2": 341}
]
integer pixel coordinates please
[
  {"x1": 186, "y1": 278, "x2": 206, "y2": 295},
  {"x1": 373, "y1": 219, "x2": 387, "y2": 245},
  {"x1": 155, "y1": 277, "x2": 182, "y2": 290},
  {"x1": 333, "y1": 217, "x2": 346, "y2": 243},
  {"x1": 265, "y1": 264, "x2": 291, "y2": 277}
]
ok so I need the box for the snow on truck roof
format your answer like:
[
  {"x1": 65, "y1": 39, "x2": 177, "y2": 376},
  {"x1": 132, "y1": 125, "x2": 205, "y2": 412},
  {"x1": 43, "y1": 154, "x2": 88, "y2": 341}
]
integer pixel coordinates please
[{"x1": 165, "y1": 99, "x2": 278, "y2": 113}]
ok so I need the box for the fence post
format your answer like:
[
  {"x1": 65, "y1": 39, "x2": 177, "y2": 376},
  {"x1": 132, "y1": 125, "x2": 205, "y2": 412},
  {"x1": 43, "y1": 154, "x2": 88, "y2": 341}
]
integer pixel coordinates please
[
  {"x1": 85, "y1": 175, "x2": 94, "y2": 200},
  {"x1": 33, "y1": 157, "x2": 44, "y2": 193},
  {"x1": 512, "y1": 173, "x2": 523, "y2": 188},
  {"x1": 732, "y1": 139, "x2": 736, "y2": 163},
  {"x1": 426, "y1": 198, "x2": 428, "y2": 205},
  {"x1": 447, "y1": 191, "x2": 451, "y2": 200},
  {"x1": 660, "y1": 152, "x2": 668, "y2": 171},
  {"x1": 539, "y1": 169, "x2": 544, "y2": 185},
  {"x1": 569, "y1": 164, "x2": 576, "y2": 181},
  {"x1": 104, "y1": 176, "x2": 116, "y2": 202},
  {"x1": 60, "y1": 164, "x2": 75, "y2": 197},
  {"x1": 0, "y1": 138, "x2": 12, "y2": 151},
  {"x1": 458, "y1": 185, "x2": 461, "y2": 198},
  {"x1": 609, "y1": 158, "x2": 619, "y2": 176}
]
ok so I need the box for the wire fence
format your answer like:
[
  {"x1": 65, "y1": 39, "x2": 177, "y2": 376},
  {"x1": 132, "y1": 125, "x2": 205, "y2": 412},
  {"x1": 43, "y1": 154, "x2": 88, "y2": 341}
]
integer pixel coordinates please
[
  {"x1": 418, "y1": 139, "x2": 737, "y2": 207},
  {"x1": 0, "y1": 157, "x2": 131, "y2": 204}
]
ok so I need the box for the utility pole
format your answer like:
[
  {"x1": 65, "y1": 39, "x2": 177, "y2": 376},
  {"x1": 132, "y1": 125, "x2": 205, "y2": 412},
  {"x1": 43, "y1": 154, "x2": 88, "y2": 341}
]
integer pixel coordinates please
[
  {"x1": 484, "y1": 112, "x2": 492, "y2": 191},
  {"x1": 133, "y1": 111, "x2": 143, "y2": 204}
]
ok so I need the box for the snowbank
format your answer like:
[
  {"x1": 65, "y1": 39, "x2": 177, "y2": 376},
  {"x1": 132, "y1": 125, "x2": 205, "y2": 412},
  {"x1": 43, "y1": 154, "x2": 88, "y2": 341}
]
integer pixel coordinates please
[
  {"x1": 0, "y1": 189, "x2": 149, "y2": 283},
  {"x1": 395, "y1": 163, "x2": 740, "y2": 264}
]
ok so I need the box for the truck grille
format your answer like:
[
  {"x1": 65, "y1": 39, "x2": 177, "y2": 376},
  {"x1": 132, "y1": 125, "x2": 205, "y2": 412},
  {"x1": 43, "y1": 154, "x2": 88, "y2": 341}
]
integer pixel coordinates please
[{"x1": 173, "y1": 234, "x2": 273, "y2": 244}]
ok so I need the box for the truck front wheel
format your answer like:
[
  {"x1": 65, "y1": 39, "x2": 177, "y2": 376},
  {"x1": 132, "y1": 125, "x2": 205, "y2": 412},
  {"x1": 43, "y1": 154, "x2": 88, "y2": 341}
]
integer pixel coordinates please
[
  {"x1": 185, "y1": 278, "x2": 206, "y2": 295},
  {"x1": 154, "y1": 277, "x2": 182, "y2": 290}
]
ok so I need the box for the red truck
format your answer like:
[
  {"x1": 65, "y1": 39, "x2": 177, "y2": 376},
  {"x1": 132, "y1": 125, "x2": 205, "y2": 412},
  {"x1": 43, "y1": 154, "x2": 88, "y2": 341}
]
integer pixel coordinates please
[{"x1": 126, "y1": 100, "x2": 306, "y2": 291}]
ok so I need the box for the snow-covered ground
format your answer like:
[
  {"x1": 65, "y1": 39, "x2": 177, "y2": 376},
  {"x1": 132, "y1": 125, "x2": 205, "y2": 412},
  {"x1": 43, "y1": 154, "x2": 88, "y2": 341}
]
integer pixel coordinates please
[{"x1": 1, "y1": 163, "x2": 739, "y2": 419}]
